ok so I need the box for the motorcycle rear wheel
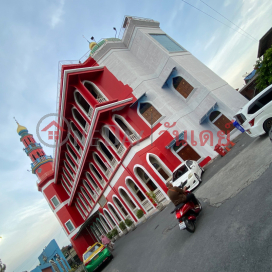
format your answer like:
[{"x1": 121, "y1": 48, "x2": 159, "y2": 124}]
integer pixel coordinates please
[{"x1": 185, "y1": 218, "x2": 195, "y2": 233}]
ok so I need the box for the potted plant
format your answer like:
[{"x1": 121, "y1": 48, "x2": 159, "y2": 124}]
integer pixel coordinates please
[
  {"x1": 146, "y1": 191, "x2": 164, "y2": 211},
  {"x1": 136, "y1": 209, "x2": 146, "y2": 223},
  {"x1": 111, "y1": 228, "x2": 119, "y2": 239},
  {"x1": 119, "y1": 221, "x2": 128, "y2": 234},
  {"x1": 125, "y1": 217, "x2": 136, "y2": 231}
]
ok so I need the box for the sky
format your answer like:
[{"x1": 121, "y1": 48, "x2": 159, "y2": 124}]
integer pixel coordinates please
[{"x1": 0, "y1": 0, "x2": 271, "y2": 271}]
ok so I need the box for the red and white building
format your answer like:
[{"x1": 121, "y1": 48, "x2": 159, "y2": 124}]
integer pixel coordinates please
[{"x1": 17, "y1": 17, "x2": 247, "y2": 259}]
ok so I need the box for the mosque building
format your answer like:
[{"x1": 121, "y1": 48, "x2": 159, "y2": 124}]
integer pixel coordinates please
[{"x1": 17, "y1": 16, "x2": 247, "y2": 259}]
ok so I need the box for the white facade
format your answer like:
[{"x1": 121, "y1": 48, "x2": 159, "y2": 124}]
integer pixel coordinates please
[{"x1": 91, "y1": 17, "x2": 248, "y2": 160}]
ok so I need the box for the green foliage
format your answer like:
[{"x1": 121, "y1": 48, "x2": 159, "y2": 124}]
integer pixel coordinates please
[
  {"x1": 145, "y1": 190, "x2": 159, "y2": 204},
  {"x1": 255, "y1": 45, "x2": 272, "y2": 93},
  {"x1": 106, "y1": 231, "x2": 113, "y2": 239},
  {"x1": 118, "y1": 221, "x2": 127, "y2": 230},
  {"x1": 111, "y1": 228, "x2": 118, "y2": 237},
  {"x1": 124, "y1": 218, "x2": 133, "y2": 227},
  {"x1": 136, "y1": 209, "x2": 144, "y2": 219}
]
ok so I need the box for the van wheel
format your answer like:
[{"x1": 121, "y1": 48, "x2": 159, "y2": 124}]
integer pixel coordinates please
[{"x1": 263, "y1": 118, "x2": 272, "y2": 133}]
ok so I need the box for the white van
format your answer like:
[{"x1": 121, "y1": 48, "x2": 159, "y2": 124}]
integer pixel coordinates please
[{"x1": 234, "y1": 83, "x2": 272, "y2": 137}]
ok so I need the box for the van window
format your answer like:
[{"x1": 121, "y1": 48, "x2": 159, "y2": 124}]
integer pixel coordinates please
[
  {"x1": 248, "y1": 87, "x2": 272, "y2": 114},
  {"x1": 235, "y1": 113, "x2": 246, "y2": 125}
]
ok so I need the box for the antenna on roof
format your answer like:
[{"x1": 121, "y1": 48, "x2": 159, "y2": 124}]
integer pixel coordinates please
[{"x1": 82, "y1": 35, "x2": 90, "y2": 43}]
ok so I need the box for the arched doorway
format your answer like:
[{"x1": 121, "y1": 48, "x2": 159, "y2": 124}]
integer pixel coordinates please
[
  {"x1": 112, "y1": 195, "x2": 130, "y2": 219},
  {"x1": 108, "y1": 203, "x2": 123, "y2": 224},
  {"x1": 134, "y1": 166, "x2": 166, "y2": 203},
  {"x1": 147, "y1": 154, "x2": 171, "y2": 182},
  {"x1": 126, "y1": 178, "x2": 154, "y2": 213},
  {"x1": 118, "y1": 187, "x2": 139, "y2": 217}
]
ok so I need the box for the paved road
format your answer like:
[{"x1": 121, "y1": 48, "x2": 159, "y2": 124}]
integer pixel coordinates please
[{"x1": 101, "y1": 133, "x2": 272, "y2": 272}]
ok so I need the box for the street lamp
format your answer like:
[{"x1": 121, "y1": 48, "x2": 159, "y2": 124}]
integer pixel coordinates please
[{"x1": 113, "y1": 27, "x2": 117, "y2": 38}]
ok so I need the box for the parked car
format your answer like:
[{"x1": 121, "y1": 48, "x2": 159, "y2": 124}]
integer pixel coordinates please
[
  {"x1": 172, "y1": 160, "x2": 203, "y2": 191},
  {"x1": 83, "y1": 242, "x2": 113, "y2": 272},
  {"x1": 234, "y1": 83, "x2": 272, "y2": 137}
]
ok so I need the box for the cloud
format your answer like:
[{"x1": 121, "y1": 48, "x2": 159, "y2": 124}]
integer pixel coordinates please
[{"x1": 51, "y1": 0, "x2": 65, "y2": 29}]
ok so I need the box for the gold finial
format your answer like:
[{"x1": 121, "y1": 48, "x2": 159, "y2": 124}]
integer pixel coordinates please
[{"x1": 15, "y1": 117, "x2": 27, "y2": 134}]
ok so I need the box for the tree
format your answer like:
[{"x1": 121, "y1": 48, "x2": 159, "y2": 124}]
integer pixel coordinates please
[{"x1": 255, "y1": 45, "x2": 272, "y2": 93}]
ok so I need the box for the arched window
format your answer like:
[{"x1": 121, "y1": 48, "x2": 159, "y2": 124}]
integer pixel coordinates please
[
  {"x1": 76, "y1": 198, "x2": 88, "y2": 216},
  {"x1": 83, "y1": 81, "x2": 107, "y2": 103},
  {"x1": 69, "y1": 136, "x2": 82, "y2": 156},
  {"x1": 93, "y1": 153, "x2": 111, "y2": 179},
  {"x1": 104, "y1": 209, "x2": 117, "y2": 227},
  {"x1": 103, "y1": 126, "x2": 125, "y2": 157},
  {"x1": 67, "y1": 144, "x2": 78, "y2": 163},
  {"x1": 83, "y1": 179, "x2": 98, "y2": 199},
  {"x1": 134, "y1": 166, "x2": 166, "y2": 204},
  {"x1": 75, "y1": 203, "x2": 86, "y2": 220},
  {"x1": 172, "y1": 76, "x2": 194, "y2": 98},
  {"x1": 64, "y1": 162, "x2": 74, "y2": 178},
  {"x1": 209, "y1": 111, "x2": 235, "y2": 135},
  {"x1": 85, "y1": 172, "x2": 101, "y2": 194},
  {"x1": 37, "y1": 152, "x2": 41, "y2": 157},
  {"x1": 63, "y1": 169, "x2": 73, "y2": 186},
  {"x1": 61, "y1": 181, "x2": 71, "y2": 196},
  {"x1": 114, "y1": 115, "x2": 139, "y2": 142},
  {"x1": 65, "y1": 153, "x2": 76, "y2": 170},
  {"x1": 80, "y1": 186, "x2": 94, "y2": 206},
  {"x1": 32, "y1": 154, "x2": 36, "y2": 161},
  {"x1": 96, "y1": 219, "x2": 107, "y2": 235},
  {"x1": 72, "y1": 108, "x2": 88, "y2": 132},
  {"x1": 62, "y1": 175, "x2": 72, "y2": 188},
  {"x1": 126, "y1": 178, "x2": 154, "y2": 212},
  {"x1": 139, "y1": 103, "x2": 161, "y2": 125},
  {"x1": 70, "y1": 122, "x2": 84, "y2": 144},
  {"x1": 89, "y1": 163, "x2": 105, "y2": 186},
  {"x1": 74, "y1": 91, "x2": 93, "y2": 117},
  {"x1": 113, "y1": 196, "x2": 129, "y2": 217},
  {"x1": 78, "y1": 193, "x2": 91, "y2": 212},
  {"x1": 98, "y1": 141, "x2": 118, "y2": 168},
  {"x1": 24, "y1": 140, "x2": 28, "y2": 146},
  {"x1": 28, "y1": 137, "x2": 32, "y2": 143},
  {"x1": 108, "y1": 203, "x2": 122, "y2": 223},
  {"x1": 148, "y1": 154, "x2": 171, "y2": 182},
  {"x1": 119, "y1": 188, "x2": 138, "y2": 216},
  {"x1": 93, "y1": 153, "x2": 107, "y2": 172},
  {"x1": 100, "y1": 214, "x2": 112, "y2": 231}
]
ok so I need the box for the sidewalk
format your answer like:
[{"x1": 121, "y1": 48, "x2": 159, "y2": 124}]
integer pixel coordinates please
[{"x1": 195, "y1": 134, "x2": 272, "y2": 207}]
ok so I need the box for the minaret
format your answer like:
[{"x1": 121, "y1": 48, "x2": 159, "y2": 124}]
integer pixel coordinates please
[{"x1": 16, "y1": 120, "x2": 54, "y2": 191}]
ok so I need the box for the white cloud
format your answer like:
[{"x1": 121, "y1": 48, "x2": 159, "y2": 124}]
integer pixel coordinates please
[{"x1": 51, "y1": 0, "x2": 65, "y2": 29}]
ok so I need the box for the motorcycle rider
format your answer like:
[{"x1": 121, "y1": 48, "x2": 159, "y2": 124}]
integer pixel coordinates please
[{"x1": 166, "y1": 181, "x2": 200, "y2": 209}]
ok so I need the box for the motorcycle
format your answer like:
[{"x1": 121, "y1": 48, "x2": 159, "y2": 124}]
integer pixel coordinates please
[{"x1": 171, "y1": 191, "x2": 202, "y2": 233}]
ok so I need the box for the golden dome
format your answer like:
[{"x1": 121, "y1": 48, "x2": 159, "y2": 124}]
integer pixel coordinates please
[
  {"x1": 89, "y1": 42, "x2": 97, "y2": 50},
  {"x1": 17, "y1": 123, "x2": 27, "y2": 133}
]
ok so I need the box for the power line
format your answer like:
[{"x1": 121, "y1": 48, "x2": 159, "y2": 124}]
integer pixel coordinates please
[
  {"x1": 180, "y1": 0, "x2": 256, "y2": 42},
  {"x1": 200, "y1": 0, "x2": 258, "y2": 41}
]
